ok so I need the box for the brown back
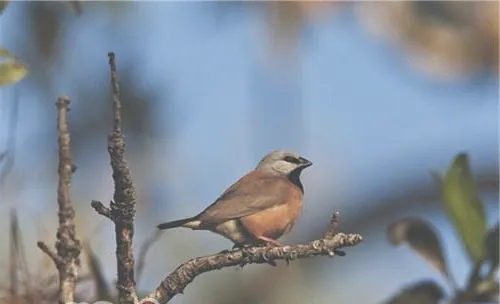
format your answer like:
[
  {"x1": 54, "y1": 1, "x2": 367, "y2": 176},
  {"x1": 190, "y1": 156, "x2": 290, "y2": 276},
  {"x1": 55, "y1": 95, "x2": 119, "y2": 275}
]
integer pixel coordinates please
[{"x1": 197, "y1": 170, "x2": 302, "y2": 223}]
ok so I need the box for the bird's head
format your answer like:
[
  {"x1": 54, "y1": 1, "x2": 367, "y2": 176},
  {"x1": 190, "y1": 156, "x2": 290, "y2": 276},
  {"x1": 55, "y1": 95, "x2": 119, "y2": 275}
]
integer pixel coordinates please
[{"x1": 256, "y1": 150, "x2": 312, "y2": 176}]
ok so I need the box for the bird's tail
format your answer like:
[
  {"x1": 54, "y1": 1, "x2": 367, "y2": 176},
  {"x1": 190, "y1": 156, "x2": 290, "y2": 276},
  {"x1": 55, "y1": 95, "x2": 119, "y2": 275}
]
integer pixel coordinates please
[{"x1": 157, "y1": 217, "x2": 200, "y2": 230}]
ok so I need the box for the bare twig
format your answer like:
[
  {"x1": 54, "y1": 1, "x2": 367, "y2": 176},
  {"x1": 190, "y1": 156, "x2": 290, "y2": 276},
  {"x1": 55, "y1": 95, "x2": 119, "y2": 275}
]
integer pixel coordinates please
[
  {"x1": 323, "y1": 211, "x2": 340, "y2": 239},
  {"x1": 89, "y1": 52, "x2": 363, "y2": 304},
  {"x1": 146, "y1": 216, "x2": 363, "y2": 304},
  {"x1": 37, "y1": 242, "x2": 61, "y2": 265},
  {"x1": 45, "y1": 274, "x2": 94, "y2": 303},
  {"x1": 90, "y1": 200, "x2": 113, "y2": 221},
  {"x1": 90, "y1": 52, "x2": 138, "y2": 304},
  {"x1": 83, "y1": 241, "x2": 112, "y2": 301},
  {"x1": 136, "y1": 230, "x2": 162, "y2": 284},
  {"x1": 10, "y1": 209, "x2": 19, "y2": 297},
  {"x1": 37, "y1": 96, "x2": 82, "y2": 304}
]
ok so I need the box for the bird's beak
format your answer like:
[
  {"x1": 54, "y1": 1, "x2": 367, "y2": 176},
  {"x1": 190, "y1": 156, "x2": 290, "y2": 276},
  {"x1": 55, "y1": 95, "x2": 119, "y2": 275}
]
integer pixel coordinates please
[{"x1": 299, "y1": 157, "x2": 313, "y2": 168}]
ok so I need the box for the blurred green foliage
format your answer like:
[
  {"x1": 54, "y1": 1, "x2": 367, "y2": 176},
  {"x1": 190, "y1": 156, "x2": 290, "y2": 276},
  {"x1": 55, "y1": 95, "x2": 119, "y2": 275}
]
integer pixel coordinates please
[
  {"x1": 385, "y1": 153, "x2": 499, "y2": 304},
  {"x1": 388, "y1": 218, "x2": 452, "y2": 285},
  {"x1": 0, "y1": 48, "x2": 28, "y2": 86},
  {"x1": 0, "y1": 4, "x2": 29, "y2": 86},
  {"x1": 0, "y1": 1, "x2": 8, "y2": 15}
]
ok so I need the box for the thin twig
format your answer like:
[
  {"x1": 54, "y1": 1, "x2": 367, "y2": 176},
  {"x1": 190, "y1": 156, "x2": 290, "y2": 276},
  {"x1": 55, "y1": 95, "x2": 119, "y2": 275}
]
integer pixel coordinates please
[
  {"x1": 82, "y1": 241, "x2": 112, "y2": 301},
  {"x1": 91, "y1": 52, "x2": 138, "y2": 304},
  {"x1": 109, "y1": 52, "x2": 122, "y2": 133},
  {"x1": 324, "y1": 211, "x2": 340, "y2": 239},
  {"x1": 146, "y1": 224, "x2": 363, "y2": 303},
  {"x1": 136, "y1": 230, "x2": 162, "y2": 284},
  {"x1": 10, "y1": 209, "x2": 19, "y2": 297},
  {"x1": 90, "y1": 200, "x2": 113, "y2": 221},
  {"x1": 46, "y1": 274, "x2": 94, "y2": 303},
  {"x1": 89, "y1": 52, "x2": 364, "y2": 304},
  {"x1": 37, "y1": 242, "x2": 61, "y2": 266},
  {"x1": 37, "y1": 96, "x2": 81, "y2": 304}
]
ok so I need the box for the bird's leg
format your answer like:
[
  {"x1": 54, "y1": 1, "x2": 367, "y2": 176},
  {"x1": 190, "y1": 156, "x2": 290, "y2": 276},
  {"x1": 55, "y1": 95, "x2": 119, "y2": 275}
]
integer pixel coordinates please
[
  {"x1": 258, "y1": 236, "x2": 282, "y2": 247},
  {"x1": 232, "y1": 243, "x2": 248, "y2": 251},
  {"x1": 235, "y1": 244, "x2": 255, "y2": 268},
  {"x1": 218, "y1": 243, "x2": 247, "y2": 254},
  {"x1": 254, "y1": 236, "x2": 279, "y2": 267}
]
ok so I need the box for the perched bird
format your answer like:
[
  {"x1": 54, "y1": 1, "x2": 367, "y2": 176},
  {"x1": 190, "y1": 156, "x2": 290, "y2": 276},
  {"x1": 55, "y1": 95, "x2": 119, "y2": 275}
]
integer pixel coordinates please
[{"x1": 157, "y1": 150, "x2": 312, "y2": 246}]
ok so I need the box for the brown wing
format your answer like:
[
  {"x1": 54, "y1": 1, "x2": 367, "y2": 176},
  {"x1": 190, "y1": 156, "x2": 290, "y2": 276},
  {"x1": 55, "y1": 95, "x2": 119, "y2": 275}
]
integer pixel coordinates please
[{"x1": 197, "y1": 170, "x2": 298, "y2": 224}]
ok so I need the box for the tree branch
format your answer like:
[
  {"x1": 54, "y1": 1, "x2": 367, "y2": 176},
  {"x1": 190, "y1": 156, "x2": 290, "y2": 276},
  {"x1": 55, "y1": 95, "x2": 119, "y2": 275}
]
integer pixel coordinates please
[
  {"x1": 37, "y1": 241, "x2": 61, "y2": 265},
  {"x1": 89, "y1": 52, "x2": 363, "y2": 304},
  {"x1": 91, "y1": 200, "x2": 114, "y2": 221},
  {"x1": 37, "y1": 96, "x2": 82, "y2": 304},
  {"x1": 145, "y1": 214, "x2": 363, "y2": 303},
  {"x1": 91, "y1": 52, "x2": 139, "y2": 304}
]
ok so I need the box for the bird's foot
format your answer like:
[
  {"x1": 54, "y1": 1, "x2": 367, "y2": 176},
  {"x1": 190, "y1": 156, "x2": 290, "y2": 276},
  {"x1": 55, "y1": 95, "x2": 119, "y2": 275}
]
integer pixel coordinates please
[
  {"x1": 258, "y1": 236, "x2": 282, "y2": 247},
  {"x1": 218, "y1": 243, "x2": 248, "y2": 254},
  {"x1": 237, "y1": 245, "x2": 255, "y2": 268},
  {"x1": 232, "y1": 243, "x2": 249, "y2": 251}
]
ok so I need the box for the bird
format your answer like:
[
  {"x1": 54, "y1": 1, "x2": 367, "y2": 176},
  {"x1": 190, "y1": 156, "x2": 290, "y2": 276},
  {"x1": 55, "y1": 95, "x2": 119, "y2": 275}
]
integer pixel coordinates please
[{"x1": 157, "y1": 150, "x2": 312, "y2": 247}]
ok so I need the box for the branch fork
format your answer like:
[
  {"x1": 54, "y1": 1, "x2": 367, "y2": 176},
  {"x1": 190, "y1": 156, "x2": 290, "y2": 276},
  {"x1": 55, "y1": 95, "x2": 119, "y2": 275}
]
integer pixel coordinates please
[
  {"x1": 37, "y1": 96, "x2": 82, "y2": 304},
  {"x1": 84, "y1": 52, "x2": 364, "y2": 304}
]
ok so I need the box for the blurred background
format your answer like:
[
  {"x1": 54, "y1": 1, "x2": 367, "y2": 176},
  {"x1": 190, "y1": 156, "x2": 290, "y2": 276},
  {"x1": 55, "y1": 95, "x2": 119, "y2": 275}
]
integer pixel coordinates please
[{"x1": 0, "y1": 1, "x2": 498, "y2": 303}]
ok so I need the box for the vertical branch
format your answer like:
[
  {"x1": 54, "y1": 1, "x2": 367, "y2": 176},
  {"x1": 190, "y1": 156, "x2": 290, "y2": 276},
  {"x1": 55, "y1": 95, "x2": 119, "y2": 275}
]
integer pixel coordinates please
[
  {"x1": 37, "y1": 96, "x2": 82, "y2": 304},
  {"x1": 86, "y1": 52, "x2": 364, "y2": 304},
  {"x1": 108, "y1": 51, "x2": 138, "y2": 304},
  {"x1": 91, "y1": 52, "x2": 139, "y2": 304}
]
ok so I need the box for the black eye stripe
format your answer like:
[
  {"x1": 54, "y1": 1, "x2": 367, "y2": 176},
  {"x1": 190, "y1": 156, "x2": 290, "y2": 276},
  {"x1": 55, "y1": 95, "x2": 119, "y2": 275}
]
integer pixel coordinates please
[{"x1": 283, "y1": 156, "x2": 300, "y2": 164}]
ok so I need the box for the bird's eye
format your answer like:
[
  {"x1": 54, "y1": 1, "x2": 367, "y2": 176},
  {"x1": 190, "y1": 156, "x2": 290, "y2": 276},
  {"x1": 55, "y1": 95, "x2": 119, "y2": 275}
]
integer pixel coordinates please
[{"x1": 283, "y1": 156, "x2": 300, "y2": 164}]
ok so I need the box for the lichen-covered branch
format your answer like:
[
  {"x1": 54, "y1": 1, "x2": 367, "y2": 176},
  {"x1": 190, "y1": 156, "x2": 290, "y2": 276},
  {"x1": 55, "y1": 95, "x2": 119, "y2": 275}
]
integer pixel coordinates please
[
  {"x1": 88, "y1": 52, "x2": 363, "y2": 304},
  {"x1": 145, "y1": 214, "x2": 363, "y2": 304},
  {"x1": 91, "y1": 52, "x2": 138, "y2": 304},
  {"x1": 37, "y1": 96, "x2": 82, "y2": 304}
]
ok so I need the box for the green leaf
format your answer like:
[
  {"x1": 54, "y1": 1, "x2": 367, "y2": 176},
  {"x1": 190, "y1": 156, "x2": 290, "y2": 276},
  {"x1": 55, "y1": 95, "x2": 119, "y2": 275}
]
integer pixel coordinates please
[
  {"x1": 0, "y1": 47, "x2": 28, "y2": 86},
  {"x1": 439, "y1": 153, "x2": 487, "y2": 262},
  {"x1": 0, "y1": 62, "x2": 27, "y2": 85},
  {"x1": 486, "y1": 223, "x2": 499, "y2": 272},
  {"x1": 382, "y1": 280, "x2": 445, "y2": 304},
  {"x1": 0, "y1": 1, "x2": 8, "y2": 14},
  {"x1": 388, "y1": 218, "x2": 453, "y2": 285}
]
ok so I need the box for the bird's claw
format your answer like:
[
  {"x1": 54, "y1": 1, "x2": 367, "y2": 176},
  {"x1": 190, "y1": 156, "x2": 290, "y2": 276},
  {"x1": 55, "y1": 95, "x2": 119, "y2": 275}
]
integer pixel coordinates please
[
  {"x1": 267, "y1": 260, "x2": 278, "y2": 267},
  {"x1": 237, "y1": 246, "x2": 254, "y2": 268},
  {"x1": 232, "y1": 243, "x2": 249, "y2": 251},
  {"x1": 257, "y1": 236, "x2": 282, "y2": 247}
]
